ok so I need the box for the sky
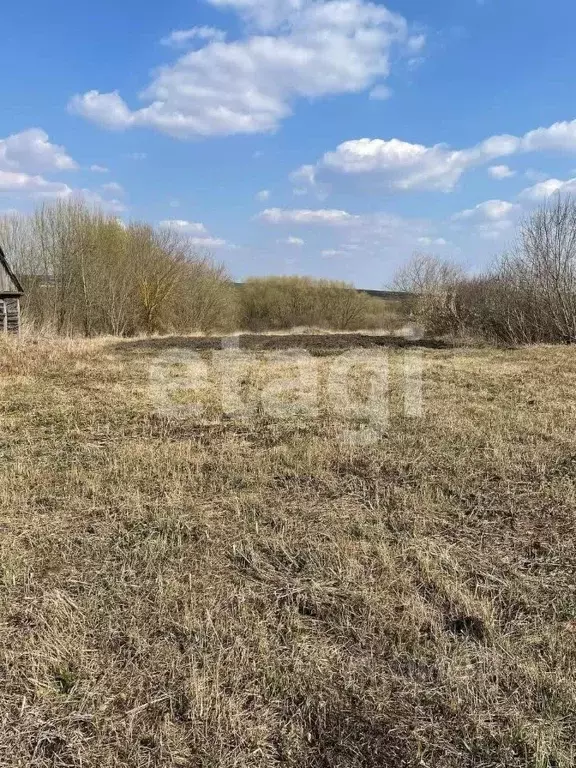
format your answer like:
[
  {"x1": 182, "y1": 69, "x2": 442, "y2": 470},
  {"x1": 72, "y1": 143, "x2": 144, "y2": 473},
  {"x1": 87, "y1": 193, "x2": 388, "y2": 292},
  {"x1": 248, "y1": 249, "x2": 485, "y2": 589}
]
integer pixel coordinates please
[{"x1": 2, "y1": 0, "x2": 576, "y2": 287}]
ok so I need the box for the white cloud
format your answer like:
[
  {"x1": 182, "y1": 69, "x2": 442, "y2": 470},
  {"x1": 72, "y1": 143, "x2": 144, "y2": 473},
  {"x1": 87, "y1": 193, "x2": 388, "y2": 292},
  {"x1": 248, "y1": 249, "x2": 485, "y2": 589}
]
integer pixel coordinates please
[
  {"x1": 70, "y1": 0, "x2": 419, "y2": 138},
  {"x1": 0, "y1": 128, "x2": 77, "y2": 174},
  {"x1": 256, "y1": 189, "x2": 270, "y2": 201},
  {"x1": 452, "y1": 199, "x2": 521, "y2": 242},
  {"x1": 406, "y1": 34, "x2": 426, "y2": 53},
  {"x1": 488, "y1": 164, "x2": 515, "y2": 180},
  {"x1": 158, "y1": 219, "x2": 209, "y2": 234},
  {"x1": 0, "y1": 129, "x2": 77, "y2": 200},
  {"x1": 369, "y1": 84, "x2": 392, "y2": 101},
  {"x1": 101, "y1": 181, "x2": 124, "y2": 195},
  {"x1": 0, "y1": 170, "x2": 72, "y2": 199},
  {"x1": 260, "y1": 204, "x2": 435, "y2": 260},
  {"x1": 279, "y1": 235, "x2": 304, "y2": 245},
  {"x1": 79, "y1": 190, "x2": 126, "y2": 213},
  {"x1": 90, "y1": 164, "x2": 109, "y2": 173},
  {"x1": 161, "y1": 26, "x2": 226, "y2": 48},
  {"x1": 519, "y1": 177, "x2": 576, "y2": 201},
  {"x1": 208, "y1": 0, "x2": 310, "y2": 30},
  {"x1": 524, "y1": 169, "x2": 549, "y2": 182},
  {"x1": 258, "y1": 207, "x2": 356, "y2": 225},
  {"x1": 0, "y1": 175, "x2": 126, "y2": 210},
  {"x1": 158, "y1": 219, "x2": 228, "y2": 248},
  {"x1": 70, "y1": 91, "x2": 136, "y2": 130},
  {"x1": 417, "y1": 236, "x2": 448, "y2": 246},
  {"x1": 293, "y1": 134, "x2": 520, "y2": 193},
  {"x1": 188, "y1": 236, "x2": 227, "y2": 247},
  {"x1": 521, "y1": 119, "x2": 576, "y2": 153},
  {"x1": 453, "y1": 199, "x2": 521, "y2": 221},
  {"x1": 0, "y1": 133, "x2": 127, "y2": 210},
  {"x1": 291, "y1": 117, "x2": 576, "y2": 194},
  {"x1": 476, "y1": 220, "x2": 517, "y2": 240}
]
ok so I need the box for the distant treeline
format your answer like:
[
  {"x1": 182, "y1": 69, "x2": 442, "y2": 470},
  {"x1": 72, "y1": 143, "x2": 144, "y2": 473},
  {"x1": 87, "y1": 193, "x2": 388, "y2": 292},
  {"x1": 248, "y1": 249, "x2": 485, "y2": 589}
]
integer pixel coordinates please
[
  {"x1": 395, "y1": 196, "x2": 576, "y2": 344},
  {"x1": 0, "y1": 201, "x2": 407, "y2": 336}
]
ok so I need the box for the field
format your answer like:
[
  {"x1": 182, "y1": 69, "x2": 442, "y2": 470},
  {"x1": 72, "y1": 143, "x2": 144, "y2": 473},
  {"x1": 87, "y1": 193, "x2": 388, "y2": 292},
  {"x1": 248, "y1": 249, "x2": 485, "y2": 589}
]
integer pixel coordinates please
[{"x1": 1, "y1": 335, "x2": 576, "y2": 767}]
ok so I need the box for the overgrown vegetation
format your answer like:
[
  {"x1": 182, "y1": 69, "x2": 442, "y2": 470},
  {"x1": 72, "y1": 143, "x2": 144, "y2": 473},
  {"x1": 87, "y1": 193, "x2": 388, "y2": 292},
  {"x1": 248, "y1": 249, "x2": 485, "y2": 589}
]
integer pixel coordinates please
[
  {"x1": 0, "y1": 201, "x2": 236, "y2": 335},
  {"x1": 238, "y1": 275, "x2": 401, "y2": 331},
  {"x1": 397, "y1": 196, "x2": 576, "y2": 344},
  {"x1": 0, "y1": 201, "x2": 407, "y2": 337},
  {"x1": 1, "y1": 336, "x2": 576, "y2": 766}
]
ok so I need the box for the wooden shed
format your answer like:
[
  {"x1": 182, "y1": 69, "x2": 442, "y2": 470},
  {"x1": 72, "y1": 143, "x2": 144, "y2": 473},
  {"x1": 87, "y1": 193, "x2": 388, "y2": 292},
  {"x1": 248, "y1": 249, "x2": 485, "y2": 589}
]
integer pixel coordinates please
[{"x1": 0, "y1": 245, "x2": 23, "y2": 334}]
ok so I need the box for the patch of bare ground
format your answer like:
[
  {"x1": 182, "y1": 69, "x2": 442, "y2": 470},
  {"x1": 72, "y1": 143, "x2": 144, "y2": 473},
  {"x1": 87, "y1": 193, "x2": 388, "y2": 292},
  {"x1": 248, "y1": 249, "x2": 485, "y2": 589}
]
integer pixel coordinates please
[{"x1": 0, "y1": 336, "x2": 575, "y2": 766}]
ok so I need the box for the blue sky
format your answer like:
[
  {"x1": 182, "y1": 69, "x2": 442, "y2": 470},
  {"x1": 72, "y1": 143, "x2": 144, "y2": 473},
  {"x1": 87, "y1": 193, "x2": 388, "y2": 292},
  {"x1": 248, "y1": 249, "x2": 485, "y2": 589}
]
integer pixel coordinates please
[{"x1": 2, "y1": 0, "x2": 576, "y2": 286}]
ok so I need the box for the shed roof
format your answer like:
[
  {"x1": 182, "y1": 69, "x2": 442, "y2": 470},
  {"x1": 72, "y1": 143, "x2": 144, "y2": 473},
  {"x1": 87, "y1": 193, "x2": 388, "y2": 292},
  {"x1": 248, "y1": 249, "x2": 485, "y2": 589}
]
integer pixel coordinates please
[{"x1": 0, "y1": 245, "x2": 23, "y2": 295}]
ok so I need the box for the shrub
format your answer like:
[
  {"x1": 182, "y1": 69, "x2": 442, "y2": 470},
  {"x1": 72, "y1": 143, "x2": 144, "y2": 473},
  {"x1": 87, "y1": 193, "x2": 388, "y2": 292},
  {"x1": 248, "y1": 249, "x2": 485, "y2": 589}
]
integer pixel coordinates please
[
  {"x1": 394, "y1": 198, "x2": 576, "y2": 344},
  {"x1": 238, "y1": 276, "x2": 390, "y2": 331}
]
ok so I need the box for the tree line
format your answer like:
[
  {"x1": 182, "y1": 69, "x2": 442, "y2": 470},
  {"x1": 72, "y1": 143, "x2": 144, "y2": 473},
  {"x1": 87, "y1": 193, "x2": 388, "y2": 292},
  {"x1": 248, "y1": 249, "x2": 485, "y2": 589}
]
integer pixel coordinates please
[
  {"x1": 0, "y1": 200, "x2": 396, "y2": 336},
  {"x1": 5, "y1": 196, "x2": 576, "y2": 343},
  {"x1": 394, "y1": 196, "x2": 576, "y2": 344}
]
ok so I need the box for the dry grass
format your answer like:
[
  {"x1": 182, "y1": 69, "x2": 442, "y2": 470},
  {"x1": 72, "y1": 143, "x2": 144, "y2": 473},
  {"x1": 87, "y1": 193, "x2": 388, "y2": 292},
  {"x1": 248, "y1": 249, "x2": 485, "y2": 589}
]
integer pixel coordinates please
[{"x1": 1, "y1": 336, "x2": 576, "y2": 767}]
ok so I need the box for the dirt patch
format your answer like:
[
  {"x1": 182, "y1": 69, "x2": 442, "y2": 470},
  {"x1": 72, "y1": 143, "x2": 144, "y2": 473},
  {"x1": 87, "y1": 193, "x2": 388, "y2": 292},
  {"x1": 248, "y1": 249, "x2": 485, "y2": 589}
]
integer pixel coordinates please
[{"x1": 114, "y1": 332, "x2": 452, "y2": 354}]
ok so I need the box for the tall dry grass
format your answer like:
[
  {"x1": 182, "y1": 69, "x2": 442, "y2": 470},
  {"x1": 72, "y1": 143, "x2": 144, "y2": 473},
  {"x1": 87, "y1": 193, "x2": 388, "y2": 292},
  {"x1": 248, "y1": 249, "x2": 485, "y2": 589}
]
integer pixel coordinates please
[{"x1": 1, "y1": 334, "x2": 576, "y2": 766}]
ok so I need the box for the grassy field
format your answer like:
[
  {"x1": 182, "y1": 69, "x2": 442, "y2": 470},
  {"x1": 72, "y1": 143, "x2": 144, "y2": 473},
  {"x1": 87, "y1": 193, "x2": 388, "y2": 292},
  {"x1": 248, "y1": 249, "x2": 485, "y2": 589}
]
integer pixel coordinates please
[{"x1": 1, "y1": 335, "x2": 576, "y2": 767}]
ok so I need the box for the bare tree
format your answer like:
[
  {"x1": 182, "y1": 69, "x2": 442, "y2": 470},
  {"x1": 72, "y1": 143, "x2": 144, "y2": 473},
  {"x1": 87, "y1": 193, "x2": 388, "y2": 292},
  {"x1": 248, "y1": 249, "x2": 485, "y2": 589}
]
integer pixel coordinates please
[
  {"x1": 392, "y1": 253, "x2": 466, "y2": 335},
  {"x1": 392, "y1": 252, "x2": 464, "y2": 295},
  {"x1": 507, "y1": 195, "x2": 576, "y2": 342}
]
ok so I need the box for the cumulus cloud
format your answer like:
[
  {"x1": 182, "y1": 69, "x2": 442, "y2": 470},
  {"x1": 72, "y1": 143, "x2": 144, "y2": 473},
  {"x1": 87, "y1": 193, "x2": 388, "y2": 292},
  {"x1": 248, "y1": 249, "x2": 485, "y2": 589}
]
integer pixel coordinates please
[
  {"x1": 452, "y1": 199, "x2": 522, "y2": 241},
  {"x1": 161, "y1": 26, "x2": 226, "y2": 48},
  {"x1": 369, "y1": 84, "x2": 392, "y2": 101},
  {"x1": 158, "y1": 219, "x2": 209, "y2": 234},
  {"x1": 519, "y1": 177, "x2": 576, "y2": 201},
  {"x1": 453, "y1": 199, "x2": 521, "y2": 221},
  {"x1": 90, "y1": 164, "x2": 109, "y2": 173},
  {"x1": 279, "y1": 235, "x2": 304, "y2": 245},
  {"x1": 292, "y1": 134, "x2": 520, "y2": 193},
  {"x1": 0, "y1": 129, "x2": 82, "y2": 201},
  {"x1": 260, "y1": 205, "x2": 435, "y2": 259},
  {"x1": 188, "y1": 236, "x2": 227, "y2": 247},
  {"x1": 488, "y1": 164, "x2": 515, "y2": 180},
  {"x1": 158, "y1": 219, "x2": 228, "y2": 248},
  {"x1": 521, "y1": 120, "x2": 576, "y2": 153},
  {"x1": 70, "y1": 0, "x2": 420, "y2": 138},
  {"x1": 257, "y1": 207, "x2": 357, "y2": 225},
  {"x1": 79, "y1": 190, "x2": 127, "y2": 213},
  {"x1": 0, "y1": 170, "x2": 71, "y2": 199},
  {"x1": 406, "y1": 33, "x2": 426, "y2": 53},
  {"x1": 0, "y1": 130, "x2": 131, "y2": 212},
  {"x1": 0, "y1": 128, "x2": 77, "y2": 174},
  {"x1": 256, "y1": 189, "x2": 270, "y2": 201},
  {"x1": 101, "y1": 181, "x2": 124, "y2": 195},
  {"x1": 291, "y1": 117, "x2": 576, "y2": 194},
  {"x1": 70, "y1": 91, "x2": 136, "y2": 131},
  {"x1": 417, "y1": 236, "x2": 448, "y2": 246}
]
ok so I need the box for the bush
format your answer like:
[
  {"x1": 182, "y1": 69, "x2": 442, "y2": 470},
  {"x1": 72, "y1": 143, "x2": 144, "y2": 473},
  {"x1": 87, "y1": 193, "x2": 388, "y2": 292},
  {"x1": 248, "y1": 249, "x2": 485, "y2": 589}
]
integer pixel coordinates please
[{"x1": 238, "y1": 276, "x2": 393, "y2": 331}]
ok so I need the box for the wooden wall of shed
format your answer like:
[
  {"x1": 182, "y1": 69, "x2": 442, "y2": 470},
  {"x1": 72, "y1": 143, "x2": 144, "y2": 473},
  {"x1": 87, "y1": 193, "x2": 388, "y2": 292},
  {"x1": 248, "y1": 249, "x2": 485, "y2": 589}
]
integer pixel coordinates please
[
  {"x1": 0, "y1": 298, "x2": 20, "y2": 334},
  {"x1": 0, "y1": 264, "x2": 19, "y2": 293}
]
